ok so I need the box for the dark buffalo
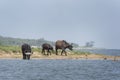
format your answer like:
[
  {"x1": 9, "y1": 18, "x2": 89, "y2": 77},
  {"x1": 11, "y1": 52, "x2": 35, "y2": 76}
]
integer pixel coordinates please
[
  {"x1": 42, "y1": 43, "x2": 54, "y2": 55},
  {"x1": 21, "y1": 43, "x2": 32, "y2": 60},
  {"x1": 55, "y1": 40, "x2": 73, "y2": 56}
]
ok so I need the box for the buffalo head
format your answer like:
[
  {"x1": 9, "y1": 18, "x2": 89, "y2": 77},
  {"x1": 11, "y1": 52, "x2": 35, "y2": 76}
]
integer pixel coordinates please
[{"x1": 67, "y1": 43, "x2": 73, "y2": 51}]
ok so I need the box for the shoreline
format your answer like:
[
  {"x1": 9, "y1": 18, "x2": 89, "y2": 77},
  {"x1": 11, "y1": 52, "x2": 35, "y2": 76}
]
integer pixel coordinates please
[{"x1": 0, "y1": 52, "x2": 120, "y2": 61}]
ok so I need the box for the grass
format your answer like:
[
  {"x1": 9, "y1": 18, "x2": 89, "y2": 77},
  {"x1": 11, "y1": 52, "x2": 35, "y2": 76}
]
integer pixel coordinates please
[
  {"x1": 0, "y1": 45, "x2": 106, "y2": 57},
  {"x1": 0, "y1": 45, "x2": 119, "y2": 60},
  {"x1": 32, "y1": 47, "x2": 42, "y2": 53},
  {"x1": 0, "y1": 45, "x2": 21, "y2": 53},
  {"x1": 0, "y1": 45, "x2": 93, "y2": 59},
  {"x1": 0, "y1": 45, "x2": 43, "y2": 53}
]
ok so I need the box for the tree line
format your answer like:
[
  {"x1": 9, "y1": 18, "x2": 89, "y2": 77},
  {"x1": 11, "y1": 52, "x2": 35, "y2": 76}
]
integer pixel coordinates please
[{"x1": 0, "y1": 36, "x2": 79, "y2": 47}]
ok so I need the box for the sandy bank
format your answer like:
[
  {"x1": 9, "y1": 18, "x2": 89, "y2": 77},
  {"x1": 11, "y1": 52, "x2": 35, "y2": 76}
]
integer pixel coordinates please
[{"x1": 0, "y1": 52, "x2": 120, "y2": 61}]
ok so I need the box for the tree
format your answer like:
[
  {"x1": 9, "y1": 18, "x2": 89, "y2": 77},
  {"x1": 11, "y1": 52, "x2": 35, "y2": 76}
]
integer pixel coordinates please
[{"x1": 85, "y1": 41, "x2": 95, "y2": 47}]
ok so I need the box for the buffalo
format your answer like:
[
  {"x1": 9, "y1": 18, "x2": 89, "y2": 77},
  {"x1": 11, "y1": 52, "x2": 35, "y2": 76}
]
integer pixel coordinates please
[
  {"x1": 21, "y1": 43, "x2": 32, "y2": 60},
  {"x1": 42, "y1": 43, "x2": 54, "y2": 55},
  {"x1": 55, "y1": 40, "x2": 73, "y2": 56}
]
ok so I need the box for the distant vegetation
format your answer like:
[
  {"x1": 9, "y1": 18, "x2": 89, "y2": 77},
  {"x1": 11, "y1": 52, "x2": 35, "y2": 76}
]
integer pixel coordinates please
[
  {"x1": 0, "y1": 35, "x2": 79, "y2": 47},
  {"x1": 0, "y1": 45, "x2": 42, "y2": 54},
  {"x1": 0, "y1": 45, "x2": 91, "y2": 56},
  {"x1": 0, "y1": 36, "x2": 93, "y2": 55},
  {"x1": 0, "y1": 45, "x2": 21, "y2": 53},
  {"x1": 85, "y1": 41, "x2": 95, "y2": 47}
]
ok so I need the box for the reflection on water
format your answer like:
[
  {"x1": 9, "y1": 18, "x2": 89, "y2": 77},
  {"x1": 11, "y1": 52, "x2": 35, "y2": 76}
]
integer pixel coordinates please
[{"x1": 0, "y1": 59, "x2": 120, "y2": 80}]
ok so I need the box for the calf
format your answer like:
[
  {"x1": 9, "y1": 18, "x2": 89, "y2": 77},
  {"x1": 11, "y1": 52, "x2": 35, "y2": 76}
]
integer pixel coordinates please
[{"x1": 42, "y1": 43, "x2": 53, "y2": 55}]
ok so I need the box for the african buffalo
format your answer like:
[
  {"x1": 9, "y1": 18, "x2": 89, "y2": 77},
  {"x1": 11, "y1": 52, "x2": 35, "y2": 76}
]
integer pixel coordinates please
[
  {"x1": 55, "y1": 40, "x2": 73, "y2": 56},
  {"x1": 42, "y1": 43, "x2": 53, "y2": 55},
  {"x1": 21, "y1": 43, "x2": 32, "y2": 60}
]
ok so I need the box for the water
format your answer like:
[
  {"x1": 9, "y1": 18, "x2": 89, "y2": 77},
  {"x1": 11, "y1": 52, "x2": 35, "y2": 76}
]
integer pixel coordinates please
[
  {"x1": 0, "y1": 59, "x2": 120, "y2": 80},
  {"x1": 77, "y1": 49, "x2": 120, "y2": 56}
]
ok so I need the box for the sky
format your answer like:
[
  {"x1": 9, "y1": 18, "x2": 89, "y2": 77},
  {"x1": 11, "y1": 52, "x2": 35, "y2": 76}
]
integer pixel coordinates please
[{"x1": 0, "y1": 0, "x2": 120, "y2": 49}]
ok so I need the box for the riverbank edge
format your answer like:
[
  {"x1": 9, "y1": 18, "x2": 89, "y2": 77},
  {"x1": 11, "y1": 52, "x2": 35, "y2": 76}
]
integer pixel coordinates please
[{"x1": 0, "y1": 52, "x2": 120, "y2": 61}]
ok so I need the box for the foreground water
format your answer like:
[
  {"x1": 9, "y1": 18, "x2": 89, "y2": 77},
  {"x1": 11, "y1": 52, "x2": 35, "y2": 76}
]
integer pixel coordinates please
[{"x1": 0, "y1": 59, "x2": 120, "y2": 80}]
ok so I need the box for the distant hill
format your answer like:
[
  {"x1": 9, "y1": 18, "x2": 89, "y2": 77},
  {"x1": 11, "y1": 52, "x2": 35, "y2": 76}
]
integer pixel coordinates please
[{"x1": 0, "y1": 36, "x2": 79, "y2": 47}]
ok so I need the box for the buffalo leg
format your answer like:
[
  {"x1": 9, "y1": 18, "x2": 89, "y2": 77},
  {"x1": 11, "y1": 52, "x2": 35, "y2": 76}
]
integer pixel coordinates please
[
  {"x1": 47, "y1": 49, "x2": 51, "y2": 55},
  {"x1": 61, "y1": 50, "x2": 64, "y2": 55},
  {"x1": 64, "y1": 51, "x2": 67, "y2": 56},
  {"x1": 49, "y1": 51, "x2": 51, "y2": 55},
  {"x1": 42, "y1": 49, "x2": 45, "y2": 55},
  {"x1": 61, "y1": 49, "x2": 67, "y2": 56},
  {"x1": 56, "y1": 48, "x2": 58, "y2": 55},
  {"x1": 23, "y1": 53, "x2": 26, "y2": 59},
  {"x1": 47, "y1": 50, "x2": 49, "y2": 55},
  {"x1": 27, "y1": 55, "x2": 30, "y2": 60}
]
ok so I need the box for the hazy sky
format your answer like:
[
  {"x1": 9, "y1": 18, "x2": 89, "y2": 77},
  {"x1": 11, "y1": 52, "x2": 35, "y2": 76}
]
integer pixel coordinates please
[{"x1": 0, "y1": 0, "x2": 120, "y2": 49}]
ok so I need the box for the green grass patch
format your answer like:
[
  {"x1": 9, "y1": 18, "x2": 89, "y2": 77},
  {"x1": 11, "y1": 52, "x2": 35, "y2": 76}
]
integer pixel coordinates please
[
  {"x1": 0, "y1": 45, "x2": 42, "y2": 54},
  {"x1": 32, "y1": 47, "x2": 42, "y2": 53},
  {"x1": 0, "y1": 45, "x2": 21, "y2": 53}
]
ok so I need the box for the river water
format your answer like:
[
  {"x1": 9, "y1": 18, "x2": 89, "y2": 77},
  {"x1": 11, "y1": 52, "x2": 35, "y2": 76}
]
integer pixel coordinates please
[
  {"x1": 76, "y1": 49, "x2": 120, "y2": 56},
  {"x1": 0, "y1": 59, "x2": 120, "y2": 80}
]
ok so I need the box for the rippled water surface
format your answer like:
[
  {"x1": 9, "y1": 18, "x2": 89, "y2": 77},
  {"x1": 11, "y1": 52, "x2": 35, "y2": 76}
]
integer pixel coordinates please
[{"x1": 0, "y1": 59, "x2": 120, "y2": 80}]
